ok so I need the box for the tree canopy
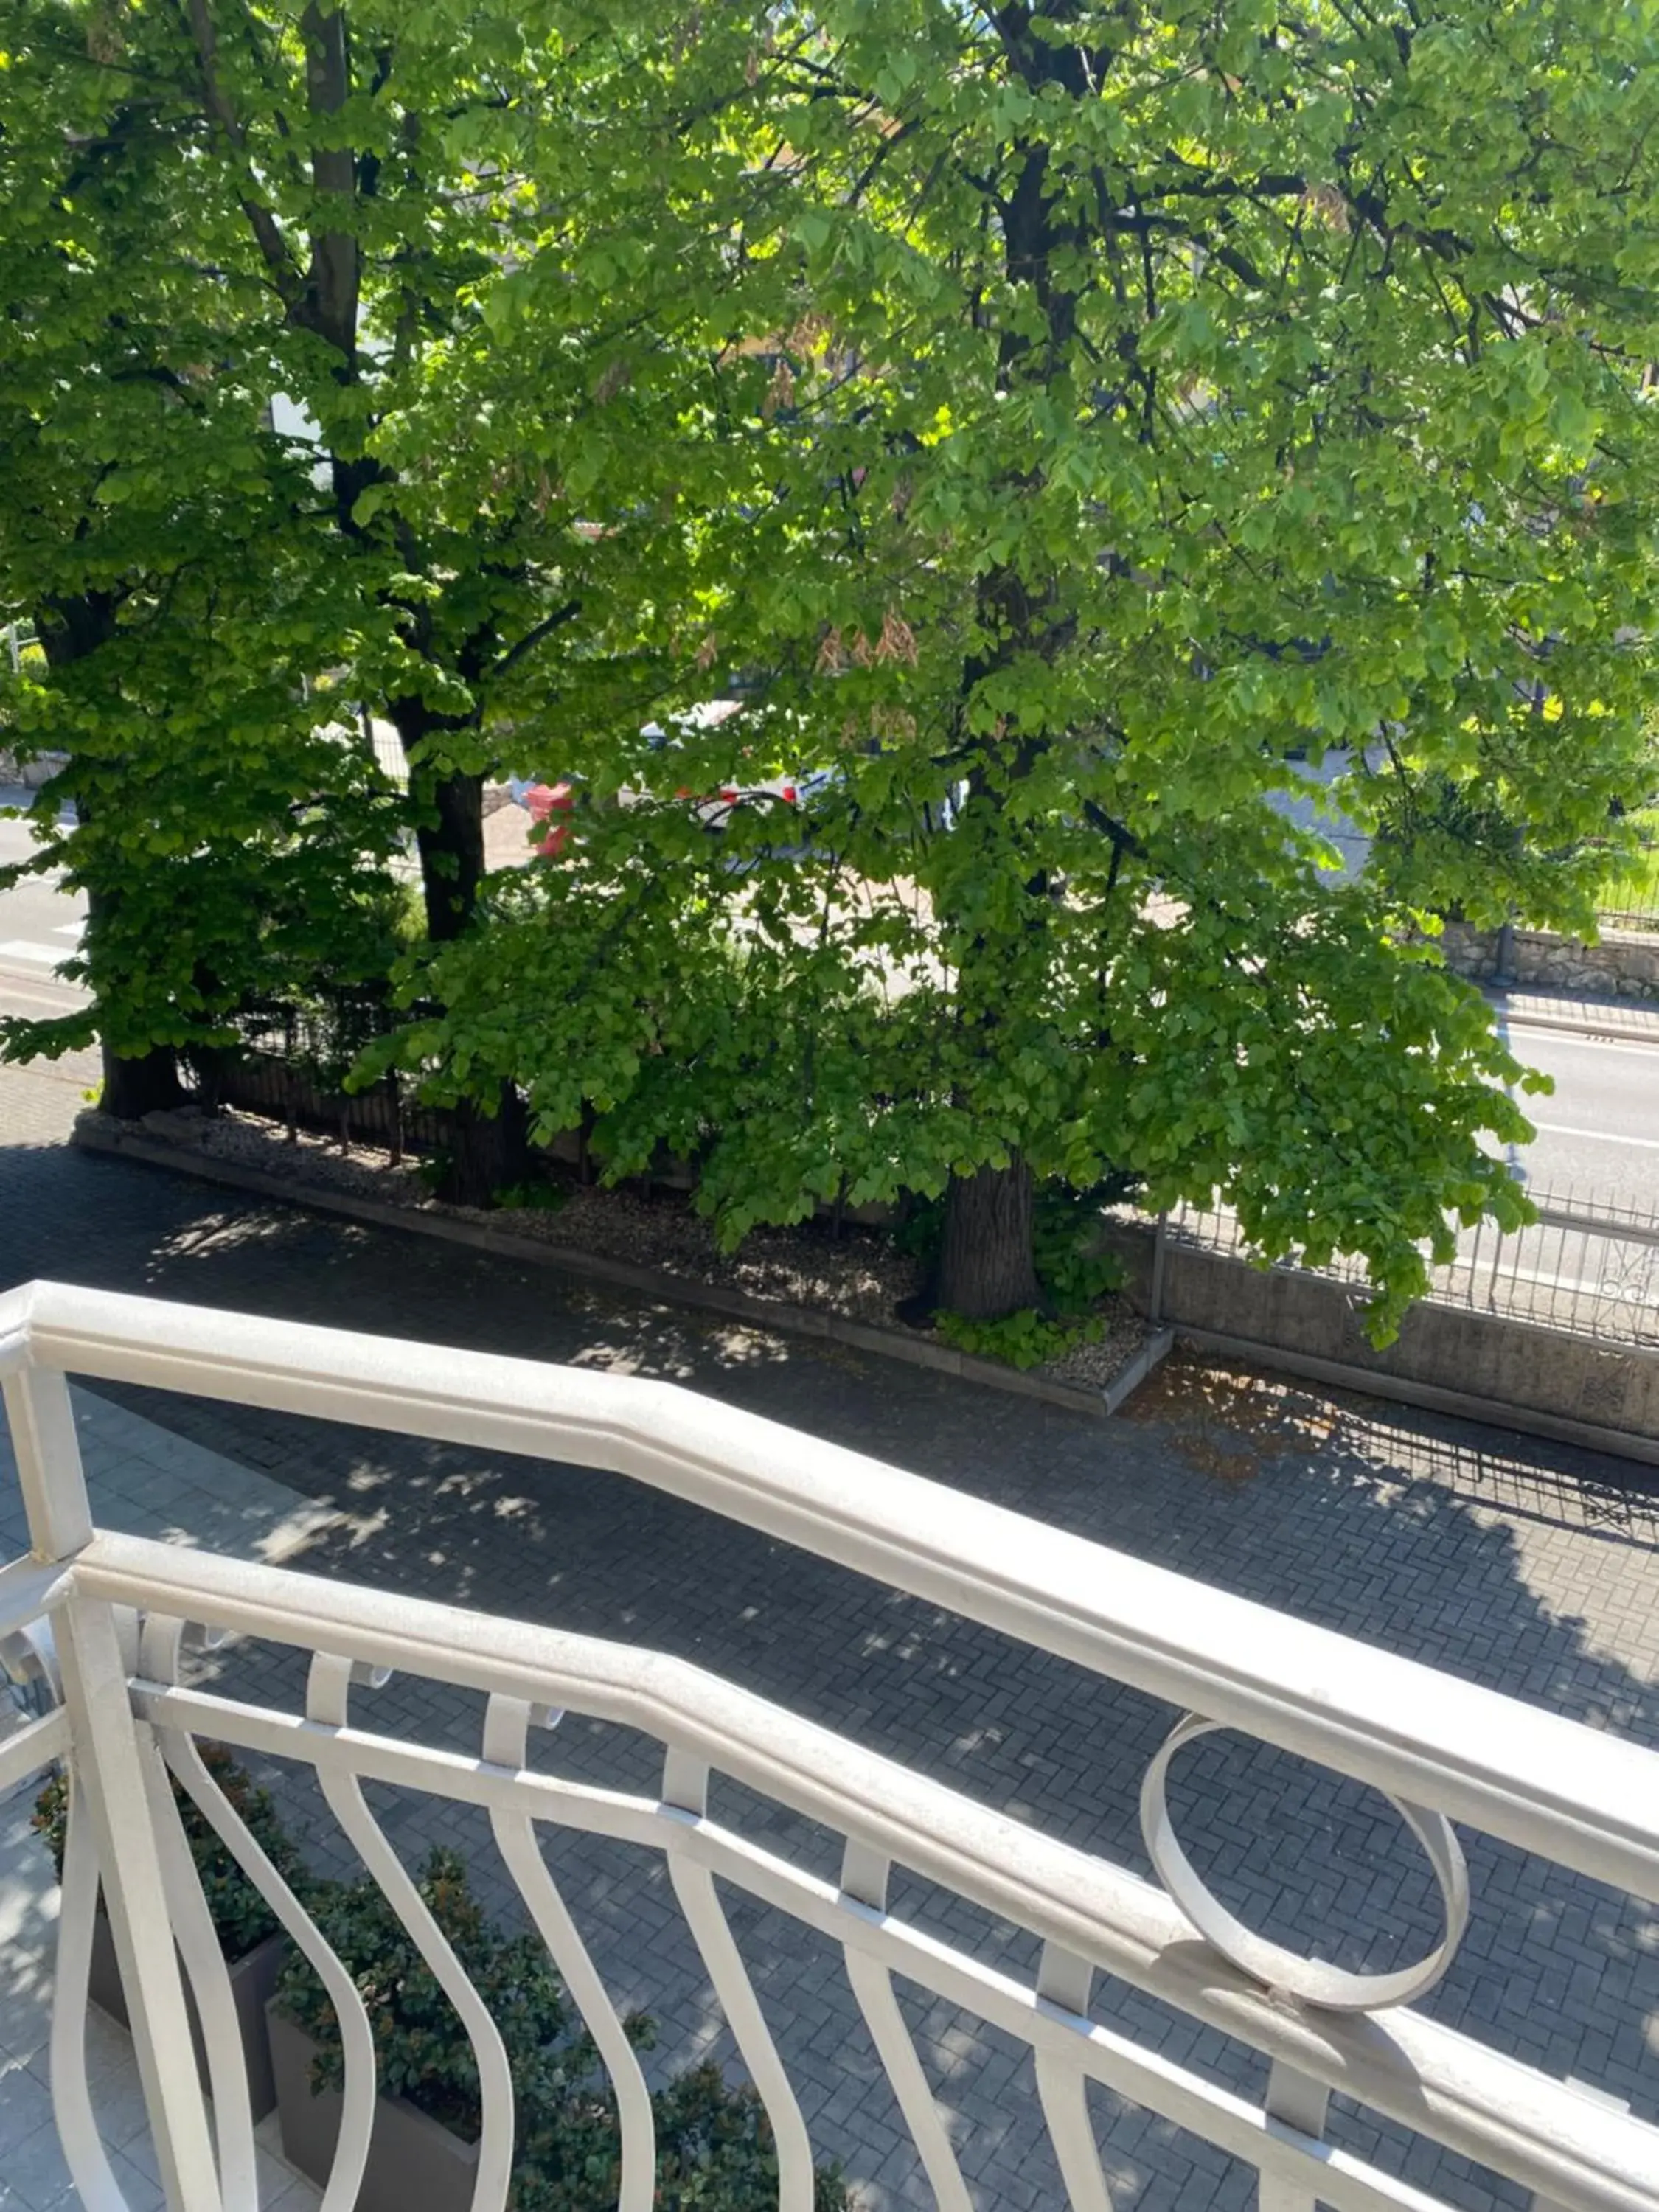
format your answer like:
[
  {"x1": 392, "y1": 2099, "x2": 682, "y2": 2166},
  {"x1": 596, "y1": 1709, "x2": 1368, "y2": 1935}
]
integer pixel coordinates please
[{"x1": 7, "y1": 0, "x2": 1659, "y2": 1336}]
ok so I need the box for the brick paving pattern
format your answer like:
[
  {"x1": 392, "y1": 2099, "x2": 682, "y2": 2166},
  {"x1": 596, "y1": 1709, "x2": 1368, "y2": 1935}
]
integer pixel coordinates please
[{"x1": 4, "y1": 1054, "x2": 1658, "y2": 2210}]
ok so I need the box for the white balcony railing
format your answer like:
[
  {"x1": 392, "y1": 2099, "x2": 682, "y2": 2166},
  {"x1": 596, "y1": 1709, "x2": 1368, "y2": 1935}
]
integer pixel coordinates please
[{"x1": 1, "y1": 1277, "x2": 1658, "y2": 2212}]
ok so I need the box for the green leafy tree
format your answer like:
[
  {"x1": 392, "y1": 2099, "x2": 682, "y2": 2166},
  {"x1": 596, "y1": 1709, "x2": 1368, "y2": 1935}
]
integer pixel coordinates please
[
  {"x1": 0, "y1": 5, "x2": 400, "y2": 1111},
  {"x1": 1, "y1": 0, "x2": 783, "y2": 1184},
  {"x1": 383, "y1": 0, "x2": 1659, "y2": 1335},
  {"x1": 154, "y1": 0, "x2": 790, "y2": 1197}
]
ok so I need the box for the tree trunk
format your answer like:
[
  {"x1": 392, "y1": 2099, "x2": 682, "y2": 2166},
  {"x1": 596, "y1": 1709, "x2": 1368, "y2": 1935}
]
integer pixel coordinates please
[
  {"x1": 100, "y1": 1042, "x2": 185, "y2": 1119},
  {"x1": 390, "y1": 689, "x2": 487, "y2": 946},
  {"x1": 410, "y1": 762, "x2": 487, "y2": 944},
  {"x1": 935, "y1": 1155, "x2": 1043, "y2": 1319},
  {"x1": 32, "y1": 594, "x2": 188, "y2": 1121},
  {"x1": 393, "y1": 705, "x2": 526, "y2": 1200},
  {"x1": 436, "y1": 1086, "x2": 529, "y2": 1208}
]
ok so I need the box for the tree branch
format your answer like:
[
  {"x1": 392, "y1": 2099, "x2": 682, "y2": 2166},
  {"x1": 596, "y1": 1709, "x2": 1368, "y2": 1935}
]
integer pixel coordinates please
[
  {"x1": 178, "y1": 0, "x2": 302, "y2": 303},
  {"x1": 490, "y1": 599, "x2": 582, "y2": 682},
  {"x1": 297, "y1": 3, "x2": 359, "y2": 360}
]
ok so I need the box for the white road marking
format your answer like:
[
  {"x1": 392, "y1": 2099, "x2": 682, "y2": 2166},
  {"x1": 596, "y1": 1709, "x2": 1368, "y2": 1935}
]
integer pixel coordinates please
[
  {"x1": 1529, "y1": 1120, "x2": 1659, "y2": 1152},
  {"x1": 0, "y1": 977, "x2": 88, "y2": 1011},
  {"x1": 52, "y1": 922, "x2": 83, "y2": 938},
  {"x1": 1506, "y1": 1023, "x2": 1659, "y2": 1059},
  {"x1": 0, "y1": 939, "x2": 62, "y2": 965}
]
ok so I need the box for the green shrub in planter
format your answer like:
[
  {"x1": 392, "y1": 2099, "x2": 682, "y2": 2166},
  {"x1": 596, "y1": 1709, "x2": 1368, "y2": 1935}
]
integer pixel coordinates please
[
  {"x1": 276, "y1": 1847, "x2": 851, "y2": 2210},
  {"x1": 33, "y1": 1745, "x2": 308, "y2": 1965}
]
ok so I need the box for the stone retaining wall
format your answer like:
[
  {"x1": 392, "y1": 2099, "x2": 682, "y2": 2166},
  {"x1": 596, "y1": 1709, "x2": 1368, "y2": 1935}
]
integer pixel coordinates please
[
  {"x1": 1439, "y1": 919, "x2": 1659, "y2": 1002},
  {"x1": 0, "y1": 748, "x2": 66, "y2": 790}
]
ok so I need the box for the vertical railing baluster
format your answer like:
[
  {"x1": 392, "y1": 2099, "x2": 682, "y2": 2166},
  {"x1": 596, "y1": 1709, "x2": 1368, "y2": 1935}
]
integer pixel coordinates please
[
  {"x1": 839, "y1": 1839, "x2": 973, "y2": 2212},
  {"x1": 1464, "y1": 1214, "x2": 1484, "y2": 1316},
  {"x1": 52, "y1": 1766, "x2": 133, "y2": 2212},
  {"x1": 1034, "y1": 1943, "x2": 1115, "y2": 2212},
  {"x1": 136, "y1": 1728, "x2": 258, "y2": 2211},
  {"x1": 139, "y1": 1613, "x2": 378, "y2": 2212},
  {"x1": 1580, "y1": 1223, "x2": 1598, "y2": 1338},
  {"x1": 154, "y1": 1722, "x2": 379, "y2": 2212},
  {"x1": 1258, "y1": 2059, "x2": 1329, "y2": 2212},
  {"x1": 307, "y1": 1653, "x2": 516, "y2": 2212},
  {"x1": 661, "y1": 1747, "x2": 815, "y2": 2212},
  {"x1": 1149, "y1": 1211, "x2": 1169, "y2": 1326},
  {"x1": 1, "y1": 1363, "x2": 223, "y2": 2212},
  {"x1": 482, "y1": 1695, "x2": 657, "y2": 2212}
]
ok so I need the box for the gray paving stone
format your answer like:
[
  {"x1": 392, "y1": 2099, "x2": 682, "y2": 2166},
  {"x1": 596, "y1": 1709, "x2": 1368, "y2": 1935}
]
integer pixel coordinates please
[{"x1": 4, "y1": 1054, "x2": 1659, "y2": 2208}]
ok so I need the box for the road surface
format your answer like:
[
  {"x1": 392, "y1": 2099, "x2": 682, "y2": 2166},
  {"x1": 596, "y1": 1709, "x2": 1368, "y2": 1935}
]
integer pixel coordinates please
[
  {"x1": 0, "y1": 800, "x2": 86, "y2": 1032},
  {"x1": 3, "y1": 791, "x2": 1655, "y2": 1208},
  {"x1": 1489, "y1": 1018, "x2": 1659, "y2": 1214}
]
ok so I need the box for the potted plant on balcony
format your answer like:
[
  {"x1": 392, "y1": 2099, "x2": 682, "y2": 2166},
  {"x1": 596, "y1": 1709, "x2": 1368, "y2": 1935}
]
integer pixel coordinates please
[
  {"x1": 271, "y1": 1846, "x2": 850, "y2": 2211},
  {"x1": 32, "y1": 1745, "x2": 304, "y2": 2118}
]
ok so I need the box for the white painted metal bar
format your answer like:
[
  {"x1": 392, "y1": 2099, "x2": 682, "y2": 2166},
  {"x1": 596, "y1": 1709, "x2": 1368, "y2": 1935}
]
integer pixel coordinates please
[
  {"x1": 138, "y1": 1731, "x2": 259, "y2": 2212},
  {"x1": 4, "y1": 1360, "x2": 223, "y2": 2212},
  {"x1": 153, "y1": 1722, "x2": 378, "y2": 2212},
  {"x1": 481, "y1": 1694, "x2": 656, "y2": 2212},
  {"x1": 55, "y1": 1592, "x2": 226, "y2": 2212},
  {"x1": 0, "y1": 1703, "x2": 68, "y2": 1794},
  {"x1": 840, "y1": 1840, "x2": 975, "y2": 2212},
  {"x1": 1034, "y1": 1944, "x2": 1116, "y2": 2212},
  {"x1": 0, "y1": 1553, "x2": 74, "y2": 1635},
  {"x1": 662, "y1": 1747, "x2": 816, "y2": 2212},
  {"x1": 126, "y1": 1676, "x2": 1659, "y2": 2212},
  {"x1": 8, "y1": 1279, "x2": 1650, "y2": 1907},
  {"x1": 50, "y1": 1771, "x2": 134, "y2": 2212},
  {"x1": 1260, "y1": 2062, "x2": 1332, "y2": 2212},
  {"x1": 1, "y1": 1363, "x2": 91, "y2": 1559},
  {"x1": 306, "y1": 1653, "x2": 516, "y2": 2212}
]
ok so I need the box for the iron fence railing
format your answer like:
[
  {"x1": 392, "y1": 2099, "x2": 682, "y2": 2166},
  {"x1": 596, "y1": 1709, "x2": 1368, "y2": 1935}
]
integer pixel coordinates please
[
  {"x1": 3, "y1": 1281, "x2": 1659, "y2": 2211},
  {"x1": 206, "y1": 990, "x2": 448, "y2": 1158},
  {"x1": 1160, "y1": 1185, "x2": 1659, "y2": 1349},
  {"x1": 1593, "y1": 809, "x2": 1659, "y2": 935},
  {"x1": 1595, "y1": 890, "x2": 1659, "y2": 936}
]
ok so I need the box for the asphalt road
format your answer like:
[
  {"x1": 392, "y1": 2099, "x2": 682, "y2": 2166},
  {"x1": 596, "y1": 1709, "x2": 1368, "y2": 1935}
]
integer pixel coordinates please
[
  {"x1": 0, "y1": 800, "x2": 86, "y2": 1030},
  {"x1": 1492, "y1": 1020, "x2": 1659, "y2": 1214},
  {"x1": 3, "y1": 792, "x2": 1655, "y2": 1211}
]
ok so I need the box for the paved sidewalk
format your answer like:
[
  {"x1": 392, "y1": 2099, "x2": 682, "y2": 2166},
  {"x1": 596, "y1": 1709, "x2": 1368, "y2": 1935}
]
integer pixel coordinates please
[
  {"x1": 1487, "y1": 983, "x2": 1659, "y2": 1040},
  {"x1": 0, "y1": 1391, "x2": 326, "y2": 2212},
  {"x1": 4, "y1": 1055, "x2": 1659, "y2": 2210}
]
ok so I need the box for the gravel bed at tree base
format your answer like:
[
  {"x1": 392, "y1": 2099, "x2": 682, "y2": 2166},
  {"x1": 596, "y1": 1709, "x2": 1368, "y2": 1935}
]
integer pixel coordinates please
[{"x1": 76, "y1": 1105, "x2": 1147, "y2": 1391}]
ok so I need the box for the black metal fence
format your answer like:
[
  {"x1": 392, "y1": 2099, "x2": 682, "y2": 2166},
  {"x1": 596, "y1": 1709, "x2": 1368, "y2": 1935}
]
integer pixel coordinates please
[
  {"x1": 206, "y1": 991, "x2": 449, "y2": 1161},
  {"x1": 1596, "y1": 888, "x2": 1659, "y2": 936},
  {"x1": 1160, "y1": 1183, "x2": 1659, "y2": 1350}
]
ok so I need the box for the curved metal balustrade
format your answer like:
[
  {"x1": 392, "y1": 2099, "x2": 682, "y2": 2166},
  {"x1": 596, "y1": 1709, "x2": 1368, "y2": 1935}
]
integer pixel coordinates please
[{"x1": 2, "y1": 1279, "x2": 1657, "y2": 2212}]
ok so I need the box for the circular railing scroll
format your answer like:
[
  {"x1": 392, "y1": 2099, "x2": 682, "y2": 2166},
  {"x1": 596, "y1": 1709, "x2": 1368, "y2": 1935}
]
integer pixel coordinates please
[{"x1": 1139, "y1": 1713, "x2": 1470, "y2": 2014}]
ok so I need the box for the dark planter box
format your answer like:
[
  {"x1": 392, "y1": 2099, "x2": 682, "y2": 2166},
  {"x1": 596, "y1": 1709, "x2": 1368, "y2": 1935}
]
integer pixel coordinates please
[
  {"x1": 267, "y1": 2003, "x2": 479, "y2": 2212},
  {"x1": 88, "y1": 1912, "x2": 286, "y2": 2120}
]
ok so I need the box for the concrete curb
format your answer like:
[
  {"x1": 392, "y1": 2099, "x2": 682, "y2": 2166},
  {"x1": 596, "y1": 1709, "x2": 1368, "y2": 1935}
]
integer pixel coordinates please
[
  {"x1": 1102, "y1": 1325, "x2": 1175, "y2": 1413},
  {"x1": 1489, "y1": 1002, "x2": 1659, "y2": 1048},
  {"x1": 72, "y1": 1122, "x2": 1168, "y2": 1422},
  {"x1": 1177, "y1": 1328, "x2": 1659, "y2": 1469}
]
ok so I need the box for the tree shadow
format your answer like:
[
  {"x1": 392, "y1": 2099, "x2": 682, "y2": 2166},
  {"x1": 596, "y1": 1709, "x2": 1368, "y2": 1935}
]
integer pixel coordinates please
[
  {"x1": 4, "y1": 1133, "x2": 1658, "y2": 2207},
  {"x1": 156, "y1": 1349, "x2": 1659, "y2": 2211}
]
